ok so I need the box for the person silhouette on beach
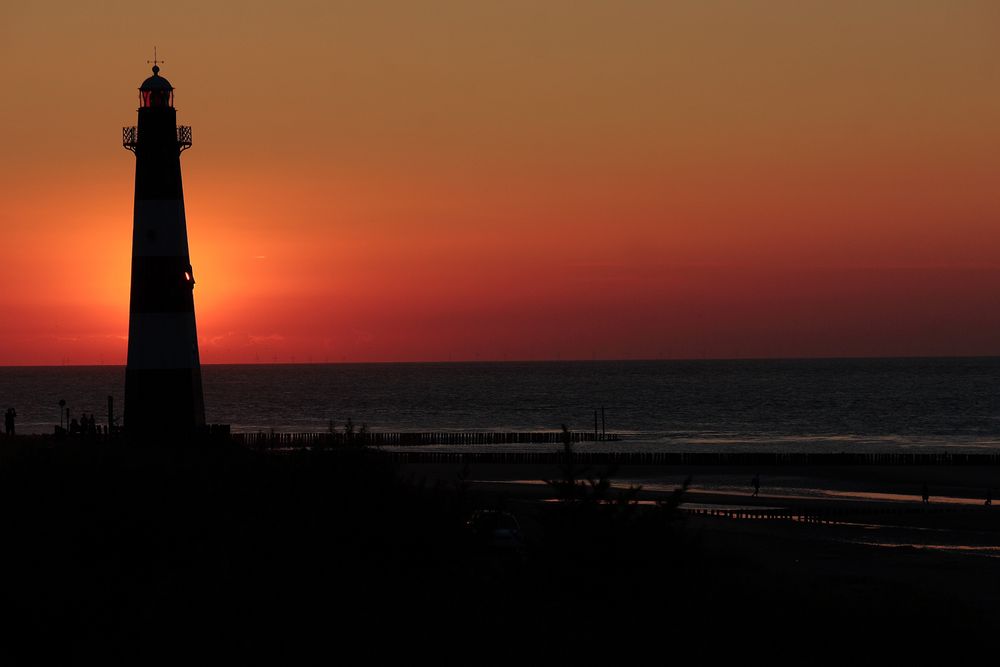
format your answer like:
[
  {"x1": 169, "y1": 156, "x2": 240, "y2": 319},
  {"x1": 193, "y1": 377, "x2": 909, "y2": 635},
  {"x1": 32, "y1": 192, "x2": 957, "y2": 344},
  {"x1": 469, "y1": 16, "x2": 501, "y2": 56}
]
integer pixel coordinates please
[
  {"x1": 751, "y1": 473, "x2": 760, "y2": 497},
  {"x1": 921, "y1": 481, "x2": 930, "y2": 504},
  {"x1": 986, "y1": 488, "x2": 992, "y2": 507},
  {"x1": 4, "y1": 407, "x2": 15, "y2": 436}
]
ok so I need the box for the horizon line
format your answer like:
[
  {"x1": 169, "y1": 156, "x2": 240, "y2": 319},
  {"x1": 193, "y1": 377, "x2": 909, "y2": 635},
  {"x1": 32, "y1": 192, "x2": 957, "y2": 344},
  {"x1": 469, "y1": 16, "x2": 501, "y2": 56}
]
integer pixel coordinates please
[{"x1": 2, "y1": 353, "x2": 999, "y2": 369}]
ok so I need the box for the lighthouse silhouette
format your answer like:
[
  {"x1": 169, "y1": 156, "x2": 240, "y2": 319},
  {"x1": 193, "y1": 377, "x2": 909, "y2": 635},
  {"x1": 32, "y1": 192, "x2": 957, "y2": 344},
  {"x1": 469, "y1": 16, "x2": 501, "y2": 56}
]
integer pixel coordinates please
[{"x1": 123, "y1": 61, "x2": 205, "y2": 437}]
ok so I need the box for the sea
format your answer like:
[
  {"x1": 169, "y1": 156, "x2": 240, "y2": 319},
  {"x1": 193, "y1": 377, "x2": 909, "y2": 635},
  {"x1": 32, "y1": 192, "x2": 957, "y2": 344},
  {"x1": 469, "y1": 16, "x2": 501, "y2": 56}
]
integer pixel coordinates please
[{"x1": 1, "y1": 358, "x2": 999, "y2": 453}]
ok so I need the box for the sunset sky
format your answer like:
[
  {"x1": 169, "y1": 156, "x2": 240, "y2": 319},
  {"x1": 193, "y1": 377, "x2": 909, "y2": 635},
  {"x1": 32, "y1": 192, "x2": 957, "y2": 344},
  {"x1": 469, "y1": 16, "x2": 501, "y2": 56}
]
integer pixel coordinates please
[{"x1": 2, "y1": 1, "x2": 999, "y2": 365}]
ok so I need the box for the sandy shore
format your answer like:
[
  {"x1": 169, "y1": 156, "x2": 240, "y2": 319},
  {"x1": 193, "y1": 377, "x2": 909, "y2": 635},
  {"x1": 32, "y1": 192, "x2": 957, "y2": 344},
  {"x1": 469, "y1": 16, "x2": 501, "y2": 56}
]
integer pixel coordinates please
[
  {"x1": 0, "y1": 438, "x2": 996, "y2": 650},
  {"x1": 401, "y1": 461, "x2": 1000, "y2": 624}
]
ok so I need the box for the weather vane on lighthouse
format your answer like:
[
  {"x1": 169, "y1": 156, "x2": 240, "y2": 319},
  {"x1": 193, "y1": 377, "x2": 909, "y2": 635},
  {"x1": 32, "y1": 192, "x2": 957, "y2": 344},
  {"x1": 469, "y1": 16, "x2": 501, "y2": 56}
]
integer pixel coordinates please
[
  {"x1": 147, "y1": 46, "x2": 164, "y2": 71},
  {"x1": 121, "y1": 55, "x2": 206, "y2": 440}
]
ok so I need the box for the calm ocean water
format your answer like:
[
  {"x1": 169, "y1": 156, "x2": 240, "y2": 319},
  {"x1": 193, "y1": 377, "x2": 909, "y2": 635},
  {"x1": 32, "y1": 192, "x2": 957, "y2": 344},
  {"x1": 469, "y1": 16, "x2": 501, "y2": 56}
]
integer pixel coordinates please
[{"x1": 1, "y1": 359, "x2": 998, "y2": 452}]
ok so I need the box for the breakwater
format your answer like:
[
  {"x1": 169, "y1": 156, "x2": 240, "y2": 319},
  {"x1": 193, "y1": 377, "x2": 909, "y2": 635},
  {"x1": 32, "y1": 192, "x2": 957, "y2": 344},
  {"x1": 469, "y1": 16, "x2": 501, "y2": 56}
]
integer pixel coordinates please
[
  {"x1": 233, "y1": 430, "x2": 618, "y2": 448},
  {"x1": 230, "y1": 432, "x2": 1000, "y2": 465}
]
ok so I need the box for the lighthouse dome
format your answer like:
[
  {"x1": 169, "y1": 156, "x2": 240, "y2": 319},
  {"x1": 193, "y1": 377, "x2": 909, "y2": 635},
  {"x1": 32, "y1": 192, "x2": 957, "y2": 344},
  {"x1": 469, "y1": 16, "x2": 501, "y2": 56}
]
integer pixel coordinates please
[
  {"x1": 139, "y1": 66, "x2": 174, "y2": 108},
  {"x1": 140, "y1": 65, "x2": 173, "y2": 91}
]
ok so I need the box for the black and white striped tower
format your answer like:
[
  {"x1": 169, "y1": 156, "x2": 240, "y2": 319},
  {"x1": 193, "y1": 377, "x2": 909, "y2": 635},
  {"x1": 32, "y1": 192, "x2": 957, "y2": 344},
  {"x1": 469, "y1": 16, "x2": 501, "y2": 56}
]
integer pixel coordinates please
[{"x1": 122, "y1": 61, "x2": 205, "y2": 437}]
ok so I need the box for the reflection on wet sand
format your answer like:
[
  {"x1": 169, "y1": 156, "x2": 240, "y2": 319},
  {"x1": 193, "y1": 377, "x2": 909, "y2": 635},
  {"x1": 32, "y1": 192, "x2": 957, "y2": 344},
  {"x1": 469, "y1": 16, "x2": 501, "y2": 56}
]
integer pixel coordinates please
[
  {"x1": 488, "y1": 478, "x2": 990, "y2": 506},
  {"x1": 847, "y1": 542, "x2": 1000, "y2": 558},
  {"x1": 612, "y1": 480, "x2": 989, "y2": 506},
  {"x1": 475, "y1": 477, "x2": 1000, "y2": 556}
]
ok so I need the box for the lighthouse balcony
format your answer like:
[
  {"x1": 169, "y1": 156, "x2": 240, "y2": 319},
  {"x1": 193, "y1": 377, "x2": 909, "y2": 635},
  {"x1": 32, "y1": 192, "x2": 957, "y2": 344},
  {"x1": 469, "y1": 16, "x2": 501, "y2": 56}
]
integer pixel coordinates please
[{"x1": 122, "y1": 125, "x2": 193, "y2": 153}]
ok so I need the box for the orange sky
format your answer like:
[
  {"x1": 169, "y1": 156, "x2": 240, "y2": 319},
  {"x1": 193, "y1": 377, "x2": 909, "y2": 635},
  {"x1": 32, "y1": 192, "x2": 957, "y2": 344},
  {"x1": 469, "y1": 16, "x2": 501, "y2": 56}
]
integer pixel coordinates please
[{"x1": 2, "y1": 1, "x2": 999, "y2": 364}]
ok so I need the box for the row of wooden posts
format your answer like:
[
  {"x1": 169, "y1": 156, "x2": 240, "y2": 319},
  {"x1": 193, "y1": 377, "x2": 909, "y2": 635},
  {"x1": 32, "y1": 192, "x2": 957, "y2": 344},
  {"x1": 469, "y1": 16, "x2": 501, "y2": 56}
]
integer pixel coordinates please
[
  {"x1": 686, "y1": 502, "x2": 992, "y2": 523},
  {"x1": 230, "y1": 432, "x2": 1000, "y2": 466},
  {"x1": 234, "y1": 430, "x2": 619, "y2": 448}
]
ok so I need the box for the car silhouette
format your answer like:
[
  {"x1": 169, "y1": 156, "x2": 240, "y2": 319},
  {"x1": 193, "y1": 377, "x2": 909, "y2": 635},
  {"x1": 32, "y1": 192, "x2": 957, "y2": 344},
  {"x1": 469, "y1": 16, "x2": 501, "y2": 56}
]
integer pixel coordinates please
[{"x1": 465, "y1": 510, "x2": 526, "y2": 554}]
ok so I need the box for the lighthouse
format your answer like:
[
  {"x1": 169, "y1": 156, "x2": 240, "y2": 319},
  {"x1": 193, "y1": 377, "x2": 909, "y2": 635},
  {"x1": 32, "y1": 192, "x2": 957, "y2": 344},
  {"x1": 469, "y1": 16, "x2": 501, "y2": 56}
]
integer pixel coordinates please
[{"x1": 123, "y1": 62, "x2": 205, "y2": 437}]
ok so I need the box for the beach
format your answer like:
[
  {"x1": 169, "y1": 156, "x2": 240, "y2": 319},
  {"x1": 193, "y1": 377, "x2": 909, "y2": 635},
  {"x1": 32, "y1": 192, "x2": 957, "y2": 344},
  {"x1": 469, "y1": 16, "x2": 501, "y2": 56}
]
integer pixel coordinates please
[
  {"x1": 0, "y1": 436, "x2": 998, "y2": 660},
  {"x1": 408, "y1": 460, "x2": 1000, "y2": 624}
]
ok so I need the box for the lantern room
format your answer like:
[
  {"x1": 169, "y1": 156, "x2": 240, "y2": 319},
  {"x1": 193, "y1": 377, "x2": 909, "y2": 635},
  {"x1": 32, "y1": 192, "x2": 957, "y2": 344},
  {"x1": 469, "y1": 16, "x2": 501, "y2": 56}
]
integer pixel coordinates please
[{"x1": 139, "y1": 65, "x2": 174, "y2": 108}]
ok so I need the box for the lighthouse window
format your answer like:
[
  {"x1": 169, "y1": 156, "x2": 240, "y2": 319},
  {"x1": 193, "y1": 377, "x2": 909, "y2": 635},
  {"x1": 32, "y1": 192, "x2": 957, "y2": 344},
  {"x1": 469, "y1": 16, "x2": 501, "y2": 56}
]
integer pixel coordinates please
[{"x1": 140, "y1": 90, "x2": 173, "y2": 108}]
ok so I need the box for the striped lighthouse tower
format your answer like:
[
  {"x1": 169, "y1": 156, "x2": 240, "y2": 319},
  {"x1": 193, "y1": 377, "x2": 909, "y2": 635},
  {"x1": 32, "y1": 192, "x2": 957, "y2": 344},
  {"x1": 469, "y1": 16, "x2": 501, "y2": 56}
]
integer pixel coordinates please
[{"x1": 123, "y1": 60, "x2": 205, "y2": 437}]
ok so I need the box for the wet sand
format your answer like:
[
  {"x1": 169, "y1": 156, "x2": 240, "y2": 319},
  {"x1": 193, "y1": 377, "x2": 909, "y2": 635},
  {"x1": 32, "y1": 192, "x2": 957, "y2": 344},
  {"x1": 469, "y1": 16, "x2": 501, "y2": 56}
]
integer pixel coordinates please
[
  {"x1": 402, "y1": 461, "x2": 1000, "y2": 625},
  {"x1": 403, "y1": 461, "x2": 1000, "y2": 503},
  {"x1": 0, "y1": 438, "x2": 997, "y2": 651}
]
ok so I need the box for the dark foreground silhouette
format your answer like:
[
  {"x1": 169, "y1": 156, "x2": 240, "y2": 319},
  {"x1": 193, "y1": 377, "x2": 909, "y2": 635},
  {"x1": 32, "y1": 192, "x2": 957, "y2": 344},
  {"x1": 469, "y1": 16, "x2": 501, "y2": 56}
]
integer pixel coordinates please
[{"x1": 0, "y1": 436, "x2": 996, "y2": 660}]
